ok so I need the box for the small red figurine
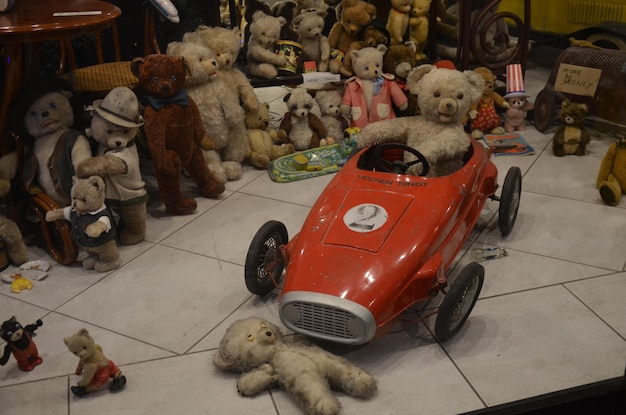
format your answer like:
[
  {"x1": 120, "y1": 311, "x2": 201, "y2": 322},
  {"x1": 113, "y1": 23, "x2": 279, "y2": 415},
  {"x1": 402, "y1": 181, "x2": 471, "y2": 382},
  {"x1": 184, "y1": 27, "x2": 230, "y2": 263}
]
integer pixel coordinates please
[{"x1": 0, "y1": 316, "x2": 43, "y2": 371}]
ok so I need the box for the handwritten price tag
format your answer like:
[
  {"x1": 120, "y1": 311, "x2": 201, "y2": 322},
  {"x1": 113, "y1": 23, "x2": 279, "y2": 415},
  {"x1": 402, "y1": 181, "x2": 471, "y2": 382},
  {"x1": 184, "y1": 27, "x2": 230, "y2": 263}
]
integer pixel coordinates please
[{"x1": 555, "y1": 63, "x2": 601, "y2": 97}]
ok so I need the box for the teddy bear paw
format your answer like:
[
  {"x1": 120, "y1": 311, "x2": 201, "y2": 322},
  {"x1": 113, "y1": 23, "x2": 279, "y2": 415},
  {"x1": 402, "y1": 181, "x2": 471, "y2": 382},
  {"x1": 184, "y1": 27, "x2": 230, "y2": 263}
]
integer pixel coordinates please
[
  {"x1": 253, "y1": 154, "x2": 271, "y2": 169},
  {"x1": 71, "y1": 386, "x2": 88, "y2": 398},
  {"x1": 471, "y1": 129, "x2": 484, "y2": 139},
  {"x1": 309, "y1": 396, "x2": 341, "y2": 415},
  {"x1": 343, "y1": 371, "x2": 377, "y2": 398}
]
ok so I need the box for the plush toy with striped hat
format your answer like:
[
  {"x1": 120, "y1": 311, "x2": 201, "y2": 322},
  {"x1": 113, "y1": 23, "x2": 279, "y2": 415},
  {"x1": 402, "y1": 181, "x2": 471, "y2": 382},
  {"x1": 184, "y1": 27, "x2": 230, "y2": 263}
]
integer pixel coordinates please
[{"x1": 503, "y1": 64, "x2": 534, "y2": 132}]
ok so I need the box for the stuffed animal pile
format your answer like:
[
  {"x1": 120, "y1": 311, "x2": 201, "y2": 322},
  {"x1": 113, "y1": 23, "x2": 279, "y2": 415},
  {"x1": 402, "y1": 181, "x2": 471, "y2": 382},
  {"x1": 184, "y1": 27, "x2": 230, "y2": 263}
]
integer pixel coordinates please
[
  {"x1": 357, "y1": 63, "x2": 484, "y2": 177},
  {"x1": 214, "y1": 317, "x2": 377, "y2": 415}
]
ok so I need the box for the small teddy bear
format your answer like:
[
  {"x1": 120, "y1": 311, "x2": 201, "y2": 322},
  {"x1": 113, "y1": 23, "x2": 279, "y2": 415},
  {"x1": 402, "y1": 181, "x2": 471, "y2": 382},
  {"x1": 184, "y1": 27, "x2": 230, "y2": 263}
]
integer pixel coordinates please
[
  {"x1": 597, "y1": 135, "x2": 626, "y2": 206},
  {"x1": 45, "y1": 176, "x2": 120, "y2": 272},
  {"x1": 247, "y1": 10, "x2": 288, "y2": 79},
  {"x1": 504, "y1": 95, "x2": 535, "y2": 132},
  {"x1": 64, "y1": 328, "x2": 126, "y2": 397},
  {"x1": 408, "y1": 0, "x2": 433, "y2": 61},
  {"x1": 0, "y1": 316, "x2": 43, "y2": 372},
  {"x1": 8, "y1": 78, "x2": 92, "y2": 207},
  {"x1": 340, "y1": 44, "x2": 408, "y2": 130},
  {"x1": 279, "y1": 87, "x2": 329, "y2": 150},
  {"x1": 383, "y1": 43, "x2": 418, "y2": 116},
  {"x1": 131, "y1": 54, "x2": 225, "y2": 215},
  {"x1": 183, "y1": 26, "x2": 261, "y2": 114},
  {"x1": 552, "y1": 100, "x2": 591, "y2": 157},
  {"x1": 357, "y1": 63, "x2": 485, "y2": 177},
  {"x1": 386, "y1": 0, "x2": 412, "y2": 45},
  {"x1": 246, "y1": 102, "x2": 295, "y2": 168},
  {"x1": 294, "y1": 8, "x2": 331, "y2": 72},
  {"x1": 469, "y1": 66, "x2": 509, "y2": 139},
  {"x1": 214, "y1": 317, "x2": 377, "y2": 415},
  {"x1": 328, "y1": 0, "x2": 377, "y2": 75},
  {"x1": 315, "y1": 89, "x2": 349, "y2": 142},
  {"x1": 76, "y1": 87, "x2": 147, "y2": 246},
  {"x1": 340, "y1": 19, "x2": 390, "y2": 77},
  {"x1": 166, "y1": 41, "x2": 249, "y2": 182}
]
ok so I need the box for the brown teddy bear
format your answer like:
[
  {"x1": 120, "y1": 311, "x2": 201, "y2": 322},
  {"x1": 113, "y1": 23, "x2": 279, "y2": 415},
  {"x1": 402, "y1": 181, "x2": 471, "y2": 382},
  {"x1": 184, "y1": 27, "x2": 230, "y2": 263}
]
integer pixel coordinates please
[
  {"x1": 597, "y1": 135, "x2": 626, "y2": 206},
  {"x1": 383, "y1": 43, "x2": 418, "y2": 116},
  {"x1": 131, "y1": 54, "x2": 225, "y2": 215},
  {"x1": 469, "y1": 66, "x2": 509, "y2": 138},
  {"x1": 246, "y1": 103, "x2": 295, "y2": 168},
  {"x1": 552, "y1": 100, "x2": 591, "y2": 157},
  {"x1": 76, "y1": 87, "x2": 147, "y2": 246},
  {"x1": 64, "y1": 328, "x2": 126, "y2": 397},
  {"x1": 45, "y1": 176, "x2": 120, "y2": 272},
  {"x1": 328, "y1": 0, "x2": 377, "y2": 74}
]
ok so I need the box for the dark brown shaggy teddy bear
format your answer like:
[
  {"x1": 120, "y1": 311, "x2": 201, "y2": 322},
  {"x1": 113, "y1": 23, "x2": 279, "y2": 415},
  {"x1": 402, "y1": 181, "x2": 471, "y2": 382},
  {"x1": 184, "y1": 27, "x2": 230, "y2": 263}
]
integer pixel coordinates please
[
  {"x1": 131, "y1": 54, "x2": 225, "y2": 215},
  {"x1": 552, "y1": 100, "x2": 591, "y2": 157}
]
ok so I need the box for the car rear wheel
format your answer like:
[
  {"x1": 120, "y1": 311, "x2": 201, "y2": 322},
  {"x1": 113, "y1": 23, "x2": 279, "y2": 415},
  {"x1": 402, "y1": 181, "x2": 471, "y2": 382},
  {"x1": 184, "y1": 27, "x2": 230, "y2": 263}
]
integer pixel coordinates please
[
  {"x1": 499, "y1": 167, "x2": 522, "y2": 236},
  {"x1": 245, "y1": 221, "x2": 288, "y2": 296},
  {"x1": 435, "y1": 262, "x2": 484, "y2": 341},
  {"x1": 533, "y1": 89, "x2": 556, "y2": 132}
]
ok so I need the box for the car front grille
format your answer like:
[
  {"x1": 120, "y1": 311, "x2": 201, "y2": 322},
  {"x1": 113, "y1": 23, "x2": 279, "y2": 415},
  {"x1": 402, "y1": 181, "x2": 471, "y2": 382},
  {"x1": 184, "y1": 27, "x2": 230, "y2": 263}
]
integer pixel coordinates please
[{"x1": 279, "y1": 291, "x2": 376, "y2": 345}]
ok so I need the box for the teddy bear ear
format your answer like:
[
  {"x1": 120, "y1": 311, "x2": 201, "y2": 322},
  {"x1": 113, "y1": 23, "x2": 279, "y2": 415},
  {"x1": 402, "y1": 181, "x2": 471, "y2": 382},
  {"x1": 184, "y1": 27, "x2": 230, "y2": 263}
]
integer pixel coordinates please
[
  {"x1": 407, "y1": 64, "x2": 435, "y2": 94},
  {"x1": 376, "y1": 44, "x2": 388, "y2": 54},
  {"x1": 130, "y1": 57, "x2": 145, "y2": 78},
  {"x1": 283, "y1": 93, "x2": 292, "y2": 103},
  {"x1": 252, "y1": 10, "x2": 267, "y2": 21},
  {"x1": 464, "y1": 70, "x2": 487, "y2": 101},
  {"x1": 277, "y1": 16, "x2": 287, "y2": 27}
]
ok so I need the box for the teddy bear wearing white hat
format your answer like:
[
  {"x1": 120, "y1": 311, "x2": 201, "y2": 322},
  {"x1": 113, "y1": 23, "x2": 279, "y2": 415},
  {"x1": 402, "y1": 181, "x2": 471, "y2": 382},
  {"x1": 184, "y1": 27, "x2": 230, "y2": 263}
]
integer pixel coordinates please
[{"x1": 75, "y1": 87, "x2": 148, "y2": 245}]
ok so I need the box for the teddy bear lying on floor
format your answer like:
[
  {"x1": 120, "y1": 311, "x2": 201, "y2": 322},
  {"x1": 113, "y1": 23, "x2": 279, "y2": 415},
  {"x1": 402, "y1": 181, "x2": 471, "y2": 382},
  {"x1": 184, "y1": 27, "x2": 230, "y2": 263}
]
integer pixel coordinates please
[{"x1": 214, "y1": 317, "x2": 377, "y2": 415}]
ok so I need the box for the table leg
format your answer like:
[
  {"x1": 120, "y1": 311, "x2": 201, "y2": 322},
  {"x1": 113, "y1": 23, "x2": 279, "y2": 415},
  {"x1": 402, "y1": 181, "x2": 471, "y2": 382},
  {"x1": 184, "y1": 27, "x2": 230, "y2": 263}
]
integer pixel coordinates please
[{"x1": 1, "y1": 43, "x2": 23, "y2": 151}]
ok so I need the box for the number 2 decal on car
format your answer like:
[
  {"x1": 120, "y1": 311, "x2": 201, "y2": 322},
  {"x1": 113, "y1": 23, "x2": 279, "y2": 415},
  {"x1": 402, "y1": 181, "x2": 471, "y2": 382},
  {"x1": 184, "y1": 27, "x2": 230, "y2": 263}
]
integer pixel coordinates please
[{"x1": 343, "y1": 204, "x2": 388, "y2": 232}]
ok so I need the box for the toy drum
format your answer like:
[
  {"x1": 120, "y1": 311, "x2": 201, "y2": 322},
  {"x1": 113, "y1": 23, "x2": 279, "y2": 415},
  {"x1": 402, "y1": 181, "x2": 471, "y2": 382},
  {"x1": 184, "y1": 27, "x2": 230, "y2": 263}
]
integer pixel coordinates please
[{"x1": 275, "y1": 40, "x2": 303, "y2": 73}]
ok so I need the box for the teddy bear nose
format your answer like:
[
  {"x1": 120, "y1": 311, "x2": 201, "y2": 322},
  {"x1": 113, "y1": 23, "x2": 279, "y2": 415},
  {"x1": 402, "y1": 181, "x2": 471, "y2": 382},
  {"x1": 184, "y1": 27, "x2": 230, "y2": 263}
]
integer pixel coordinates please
[
  {"x1": 41, "y1": 111, "x2": 49, "y2": 117},
  {"x1": 114, "y1": 141, "x2": 123, "y2": 148}
]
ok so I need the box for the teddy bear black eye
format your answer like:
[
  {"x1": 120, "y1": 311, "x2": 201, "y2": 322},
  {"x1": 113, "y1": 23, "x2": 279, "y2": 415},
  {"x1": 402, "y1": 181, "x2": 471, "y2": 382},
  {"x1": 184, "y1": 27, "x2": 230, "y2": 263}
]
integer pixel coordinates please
[
  {"x1": 261, "y1": 31, "x2": 266, "y2": 36},
  {"x1": 171, "y1": 75, "x2": 177, "y2": 81},
  {"x1": 457, "y1": 93, "x2": 464, "y2": 100},
  {"x1": 304, "y1": 104, "x2": 311, "y2": 110},
  {"x1": 289, "y1": 104, "x2": 297, "y2": 111},
  {"x1": 364, "y1": 66, "x2": 369, "y2": 71},
  {"x1": 107, "y1": 129, "x2": 113, "y2": 134},
  {"x1": 152, "y1": 76, "x2": 158, "y2": 83},
  {"x1": 434, "y1": 91, "x2": 440, "y2": 98}
]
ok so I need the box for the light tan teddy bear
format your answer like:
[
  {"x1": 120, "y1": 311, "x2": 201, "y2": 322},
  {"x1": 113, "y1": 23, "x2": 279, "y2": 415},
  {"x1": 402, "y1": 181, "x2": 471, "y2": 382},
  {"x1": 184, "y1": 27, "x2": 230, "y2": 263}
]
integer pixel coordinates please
[
  {"x1": 166, "y1": 41, "x2": 249, "y2": 182},
  {"x1": 214, "y1": 317, "x2": 377, "y2": 415},
  {"x1": 246, "y1": 102, "x2": 295, "y2": 169},
  {"x1": 64, "y1": 328, "x2": 126, "y2": 397},
  {"x1": 357, "y1": 64, "x2": 484, "y2": 177},
  {"x1": 45, "y1": 176, "x2": 120, "y2": 272}
]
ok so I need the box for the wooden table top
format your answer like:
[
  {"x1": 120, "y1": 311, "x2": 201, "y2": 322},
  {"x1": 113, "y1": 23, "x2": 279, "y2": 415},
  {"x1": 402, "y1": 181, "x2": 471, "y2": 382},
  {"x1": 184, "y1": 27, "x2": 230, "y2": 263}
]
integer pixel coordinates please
[{"x1": 0, "y1": 0, "x2": 120, "y2": 42}]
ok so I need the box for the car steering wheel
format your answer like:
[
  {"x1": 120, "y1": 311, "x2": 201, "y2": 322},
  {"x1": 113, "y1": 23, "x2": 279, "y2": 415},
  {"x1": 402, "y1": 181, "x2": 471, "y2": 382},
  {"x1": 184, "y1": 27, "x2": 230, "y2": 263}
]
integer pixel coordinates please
[{"x1": 372, "y1": 143, "x2": 430, "y2": 176}]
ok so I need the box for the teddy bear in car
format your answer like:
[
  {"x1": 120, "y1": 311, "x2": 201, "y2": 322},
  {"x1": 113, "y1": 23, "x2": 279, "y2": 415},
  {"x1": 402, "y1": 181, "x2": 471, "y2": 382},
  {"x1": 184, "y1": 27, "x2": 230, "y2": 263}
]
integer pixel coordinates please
[
  {"x1": 340, "y1": 44, "x2": 408, "y2": 130},
  {"x1": 45, "y1": 176, "x2": 120, "y2": 272},
  {"x1": 8, "y1": 78, "x2": 92, "y2": 207},
  {"x1": 166, "y1": 41, "x2": 249, "y2": 182},
  {"x1": 551, "y1": 100, "x2": 591, "y2": 157},
  {"x1": 75, "y1": 87, "x2": 147, "y2": 246},
  {"x1": 214, "y1": 317, "x2": 377, "y2": 415},
  {"x1": 357, "y1": 63, "x2": 485, "y2": 177},
  {"x1": 279, "y1": 87, "x2": 329, "y2": 150},
  {"x1": 64, "y1": 328, "x2": 126, "y2": 397},
  {"x1": 131, "y1": 54, "x2": 225, "y2": 215}
]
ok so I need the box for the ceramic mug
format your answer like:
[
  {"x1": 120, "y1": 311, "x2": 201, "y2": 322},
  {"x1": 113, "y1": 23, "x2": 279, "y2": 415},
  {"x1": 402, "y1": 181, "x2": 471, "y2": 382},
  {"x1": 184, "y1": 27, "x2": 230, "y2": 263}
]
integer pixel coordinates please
[{"x1": 275, "y1": 40, "x2": 303, "y2": 74}]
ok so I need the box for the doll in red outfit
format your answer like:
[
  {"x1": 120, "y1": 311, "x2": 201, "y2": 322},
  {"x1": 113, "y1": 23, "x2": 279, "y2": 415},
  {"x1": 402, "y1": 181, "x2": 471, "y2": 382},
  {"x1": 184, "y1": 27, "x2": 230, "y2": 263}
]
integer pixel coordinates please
[
  {"x1": 0, "y1": 317, "x2": 43, "y2": 372},
  {"x1": 469, "y1": 67, "x2": 509, "y2": 138}
]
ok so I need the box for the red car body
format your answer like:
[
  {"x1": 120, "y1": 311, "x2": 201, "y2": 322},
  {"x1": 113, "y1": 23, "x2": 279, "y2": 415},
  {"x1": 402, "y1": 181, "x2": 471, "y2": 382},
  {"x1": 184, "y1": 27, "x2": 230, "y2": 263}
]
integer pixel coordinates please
[{"x1": 247, "y1": 138, "x2": 520, "y2": 345}]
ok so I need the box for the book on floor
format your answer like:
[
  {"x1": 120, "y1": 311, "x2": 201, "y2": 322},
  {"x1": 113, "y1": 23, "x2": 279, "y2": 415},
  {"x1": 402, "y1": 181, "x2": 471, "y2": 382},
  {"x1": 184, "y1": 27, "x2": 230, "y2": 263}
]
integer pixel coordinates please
[{"x1": 483, "y1": 132, "x2": 535, "y2": 156}]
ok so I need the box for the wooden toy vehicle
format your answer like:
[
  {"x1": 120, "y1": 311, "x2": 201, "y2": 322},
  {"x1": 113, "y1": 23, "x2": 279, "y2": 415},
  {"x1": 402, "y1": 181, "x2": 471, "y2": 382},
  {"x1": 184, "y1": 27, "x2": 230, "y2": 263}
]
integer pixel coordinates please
[
  {"x1": 245, "y1": 139, "x2": 522, "y2": 345},
  {"x1": 533, "y1": 46, "x2": 626, "y2": 132}
]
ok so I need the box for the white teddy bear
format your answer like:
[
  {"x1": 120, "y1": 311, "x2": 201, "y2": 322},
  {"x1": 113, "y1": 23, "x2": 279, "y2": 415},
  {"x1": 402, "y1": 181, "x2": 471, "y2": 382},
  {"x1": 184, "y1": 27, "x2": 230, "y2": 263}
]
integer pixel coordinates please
[
  {"x1": 214, "y1": 317, "x2": 377, "y2": 415},
  {"x1": 166, "y1": 41, "x2": 249, "y2": 182},
  {"x1": 357, "y1": 63, "x2": 485, "y2": 177}
]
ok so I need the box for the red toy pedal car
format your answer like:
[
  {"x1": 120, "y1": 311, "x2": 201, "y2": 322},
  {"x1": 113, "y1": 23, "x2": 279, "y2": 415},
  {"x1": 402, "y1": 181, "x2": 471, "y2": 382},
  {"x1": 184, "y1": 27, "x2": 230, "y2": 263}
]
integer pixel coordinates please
[{"x1": 245, "y1": 139, "x2": 521, "y2": 345}]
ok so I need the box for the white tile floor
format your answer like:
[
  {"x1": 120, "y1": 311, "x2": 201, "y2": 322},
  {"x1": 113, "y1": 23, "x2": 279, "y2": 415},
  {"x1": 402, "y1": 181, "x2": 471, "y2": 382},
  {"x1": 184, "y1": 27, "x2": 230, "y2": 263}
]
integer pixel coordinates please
[{"x1": 1, "y1": 66, "x2": 626, "y2": 415}]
